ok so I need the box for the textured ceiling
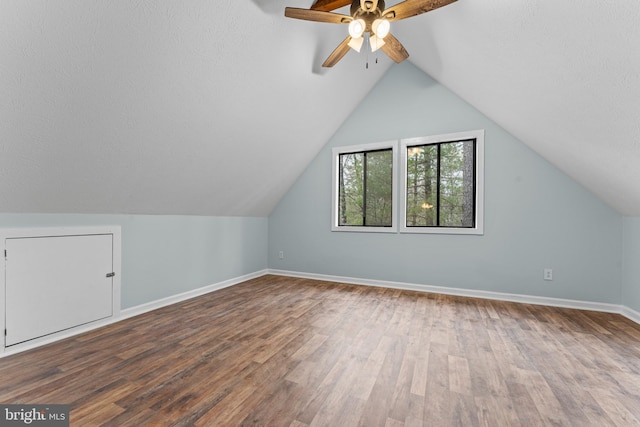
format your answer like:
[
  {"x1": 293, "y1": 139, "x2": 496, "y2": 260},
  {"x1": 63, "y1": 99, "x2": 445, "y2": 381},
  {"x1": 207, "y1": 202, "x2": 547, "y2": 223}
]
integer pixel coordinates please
[
  {"x1": 396, "y1": 0, "x2": 640, "y2": 215},
  {"x1": 1, "y1": 0, "x2": 639, "y2": 216}
]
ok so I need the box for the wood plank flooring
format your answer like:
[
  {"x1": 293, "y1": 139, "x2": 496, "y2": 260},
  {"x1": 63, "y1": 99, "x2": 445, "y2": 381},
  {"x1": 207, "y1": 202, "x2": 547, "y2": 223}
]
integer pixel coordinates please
[{"x1": 1, "y1": 275, "x2": 640, "y2": 426}]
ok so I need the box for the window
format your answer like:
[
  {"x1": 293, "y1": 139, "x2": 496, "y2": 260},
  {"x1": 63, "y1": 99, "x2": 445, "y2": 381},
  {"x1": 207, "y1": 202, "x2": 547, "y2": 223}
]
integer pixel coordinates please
[
  {"x1": 332, "y1": 141, "x2": 397, "y2": 232},
  {"x1": 400, "y1": 130, "x2": 484, "y2": 234}
]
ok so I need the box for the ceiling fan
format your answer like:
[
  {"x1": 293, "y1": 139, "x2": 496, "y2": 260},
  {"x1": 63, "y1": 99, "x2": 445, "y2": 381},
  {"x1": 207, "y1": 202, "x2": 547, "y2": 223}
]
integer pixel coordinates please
[{"x1": 284, "y1": 0, "x2": 457, "y2": 67}]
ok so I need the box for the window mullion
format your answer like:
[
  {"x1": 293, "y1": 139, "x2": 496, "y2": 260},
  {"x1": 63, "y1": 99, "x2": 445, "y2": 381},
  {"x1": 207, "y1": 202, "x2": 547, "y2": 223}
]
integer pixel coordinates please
[
  {"x1": 436, "y1": 143, "x2": 441, "y2": 227},
  {"x1": 363, "y1": 152, "x2": 368, "y2": 226},
  {"x1": 338, "y1": 156, "x2": 344, "y2": 225}
]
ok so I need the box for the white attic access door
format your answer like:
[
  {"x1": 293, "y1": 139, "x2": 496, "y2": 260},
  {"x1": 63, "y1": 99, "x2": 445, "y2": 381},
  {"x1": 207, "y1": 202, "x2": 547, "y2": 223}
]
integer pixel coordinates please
[{"x1": 1, "y1": 227, "x2": 121, "y2": 351}]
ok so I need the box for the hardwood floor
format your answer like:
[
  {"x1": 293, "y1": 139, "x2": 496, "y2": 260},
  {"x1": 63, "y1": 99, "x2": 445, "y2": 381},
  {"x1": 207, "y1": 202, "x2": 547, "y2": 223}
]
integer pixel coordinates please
[{"x1": 1, "y1": 275, "x2": 640, "y2": 426}]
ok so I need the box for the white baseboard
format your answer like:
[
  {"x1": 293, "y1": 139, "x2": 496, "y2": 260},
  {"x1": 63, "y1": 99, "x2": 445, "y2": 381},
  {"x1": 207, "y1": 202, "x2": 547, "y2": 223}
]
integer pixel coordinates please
[
  {"x1": 621, "y1": 305, "x2": 640, "y2": 324},
  {"x1": 119, "y1": 269, "x2": 268, "y2": 321},
  {"x1": 0, "y1": 269, "x2": 268, "y2": 358},
  {"x1": 268, "y1": 269, "x2": 639, "y2": 322},
  {"x1": 3, "y1": 268, "x2": 638, "y2": 359},
  {"x1": 0, "y1": 316, "x2": 123, "y2": 358}
]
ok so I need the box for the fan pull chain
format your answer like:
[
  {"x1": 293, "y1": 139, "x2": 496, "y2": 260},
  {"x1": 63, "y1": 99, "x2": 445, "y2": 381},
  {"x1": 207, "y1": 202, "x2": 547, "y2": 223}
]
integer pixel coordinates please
[
  {"x1": 365, "y1": 35, "x2": 370, "y2": 69},
  {"x1": 363, "y1": 34, "x2": 381, "y2": 70}
]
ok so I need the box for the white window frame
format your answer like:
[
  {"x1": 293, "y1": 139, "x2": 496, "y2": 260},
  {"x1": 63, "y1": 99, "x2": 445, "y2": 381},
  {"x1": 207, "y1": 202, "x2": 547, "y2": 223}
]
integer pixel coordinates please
[
  {"x1": 331, "y1": 141, "x2": 398, "y2": 233},
  {"x1": 399, "y1": 130, "x2": 484, "y2": 235}
]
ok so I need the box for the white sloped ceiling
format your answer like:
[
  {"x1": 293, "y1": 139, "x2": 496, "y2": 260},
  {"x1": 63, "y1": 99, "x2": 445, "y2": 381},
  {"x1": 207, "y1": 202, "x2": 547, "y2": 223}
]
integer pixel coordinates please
[
  {"x1": 398, "y1": 0, "x2": 640, "y2": 215},
  {"x1": 0, "y1": 0, "x2": 391, "y2": 216},
  {"x1": 1, "y1": 0, "x2": 639, "y2": 216}
]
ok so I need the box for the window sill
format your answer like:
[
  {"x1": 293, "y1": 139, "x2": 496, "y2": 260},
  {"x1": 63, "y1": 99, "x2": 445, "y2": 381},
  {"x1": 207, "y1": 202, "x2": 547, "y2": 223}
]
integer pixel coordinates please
[
  {"x1": 331, "y1": 225, "x2": 398, "y2": 233},
  {"x1": 399, "y1": 226, "x2": 483, "y2": 235}
]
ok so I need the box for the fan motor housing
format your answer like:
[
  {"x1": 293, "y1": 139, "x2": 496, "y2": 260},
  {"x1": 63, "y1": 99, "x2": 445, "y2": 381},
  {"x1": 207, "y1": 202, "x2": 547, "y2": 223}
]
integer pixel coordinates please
[
  {"x1": 351, "y1": 0, "x2": 385, "y2": 17},
  {"x1": 351, "y1": 0, "x2": 384, "y2": 31}
]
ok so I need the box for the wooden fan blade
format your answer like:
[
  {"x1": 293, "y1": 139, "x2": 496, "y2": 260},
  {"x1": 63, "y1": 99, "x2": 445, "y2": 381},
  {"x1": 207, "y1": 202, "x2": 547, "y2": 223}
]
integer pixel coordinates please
[
  {"x1": 311, "y1": 0, "x2": 352, "y2": 11},
  {"x1": 382, "y1": 0, "x2": 457, "y2": 22},
  {"x1": 380, "y1": 33, "x2": 409, "y2": 63},
  {"x1": 284, "y1": 7, "x2": 352, "y2": 24},
  {"x1": 323, "y1": 37, "x2": 352, "y2": 67}
]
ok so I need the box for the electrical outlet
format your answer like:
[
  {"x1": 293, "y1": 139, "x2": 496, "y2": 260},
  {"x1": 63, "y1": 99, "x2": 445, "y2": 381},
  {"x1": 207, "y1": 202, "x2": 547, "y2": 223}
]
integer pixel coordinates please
[
  {"x1": 544, "y1": 268, "x2": 553, "y2": 281},
  {"x1": 278, "y1": 251, "x2": 284, "y2": 260}
]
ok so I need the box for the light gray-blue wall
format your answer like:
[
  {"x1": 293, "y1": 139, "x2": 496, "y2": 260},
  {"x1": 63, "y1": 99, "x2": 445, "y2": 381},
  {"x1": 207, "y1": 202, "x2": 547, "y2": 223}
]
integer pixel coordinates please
[
  {"x1": 268, "y1": 62, "x2": 623, "y2": 304},
  {"x1": 2, "y1": 64, "x2": 632, "y2": 312},
  {"x1": 623, "y1": 217, "x2": 640, "y2": 312},
  {"x1": 0, "y1": 214, "x2": 267, "y2": 308}
]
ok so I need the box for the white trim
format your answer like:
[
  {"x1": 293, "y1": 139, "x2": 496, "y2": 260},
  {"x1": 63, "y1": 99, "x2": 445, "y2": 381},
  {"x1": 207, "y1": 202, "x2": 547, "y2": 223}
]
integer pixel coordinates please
[
  {"x1": 2, "y1": 267, "x2": 638, "y2": 358},
  {"x1": 331, "y1": 140, "x2": 398, "y2": 233},
  {"x1": 1, "y1": 226, "x2": 122, "y2": 354},
  {"x1": 0, "y1": 269, "x2": 267, "y2": 358},
  {"x1": 112, "y1": 230, "x2": 122, "y2": 319},
  {"x1": 0, "y1": 314, "x2": 123, "y2": 358},
  {"x1": 118, "y1": 269, "x2": 267, "y2": 320},
  {"x1": 268, "y1": 269, "x2": 630, "y2": 316},
  {"x1": 621, "y1": 305, "x2": 640, "y2": 325},
  {"x1": 399, "y1": 130, "x2": 485, "y2": 235}
]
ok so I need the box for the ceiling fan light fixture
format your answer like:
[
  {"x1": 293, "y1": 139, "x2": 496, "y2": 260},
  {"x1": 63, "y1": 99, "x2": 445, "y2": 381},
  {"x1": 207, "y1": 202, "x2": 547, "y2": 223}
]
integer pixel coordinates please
[
  {"x1": 283, "y1": 0, "x2": 452, "y2": 67},
  {"x1": 348, "y1": 18, "x2": 366, "y2": 38},
  {"x1": 348, "y1": 36, "x2": 364, "y2": 52},
  {"x1": 370, "y1": 34, "x2": 386, "y2": 52},
  {"x1": 372, "y1": 19, "x2": 390, "y2": 38}
]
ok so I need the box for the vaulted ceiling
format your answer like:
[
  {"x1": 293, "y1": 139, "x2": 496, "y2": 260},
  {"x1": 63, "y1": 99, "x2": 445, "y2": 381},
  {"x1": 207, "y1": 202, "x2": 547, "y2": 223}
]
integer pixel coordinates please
[{"x1": 2, "y1": 1, "x2": 639, "y2": 216}]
